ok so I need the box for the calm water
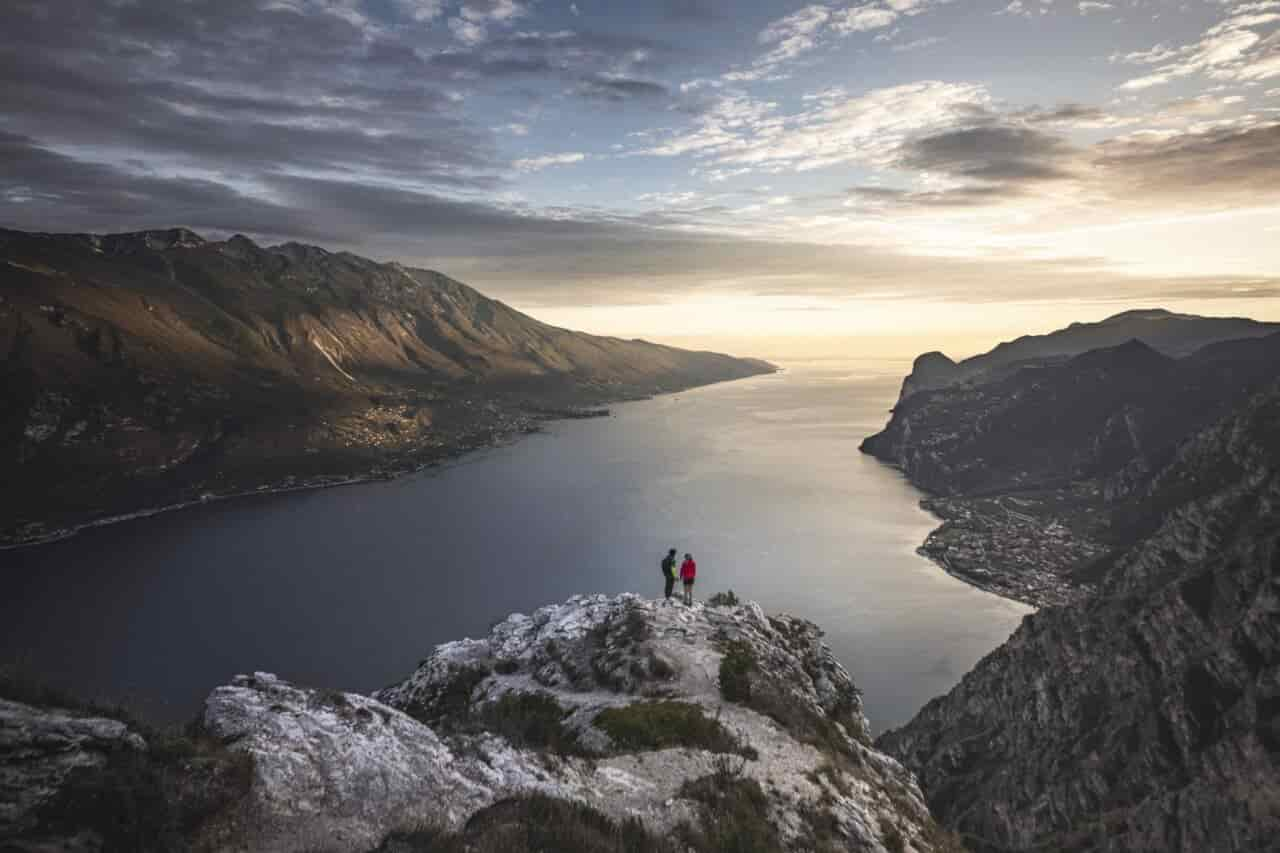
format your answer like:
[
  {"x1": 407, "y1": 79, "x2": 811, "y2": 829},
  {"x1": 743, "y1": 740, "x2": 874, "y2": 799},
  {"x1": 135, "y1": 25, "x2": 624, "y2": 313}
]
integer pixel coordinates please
[{"x1": 0, "y1": 359, "x2": 1029, "y2": 732}]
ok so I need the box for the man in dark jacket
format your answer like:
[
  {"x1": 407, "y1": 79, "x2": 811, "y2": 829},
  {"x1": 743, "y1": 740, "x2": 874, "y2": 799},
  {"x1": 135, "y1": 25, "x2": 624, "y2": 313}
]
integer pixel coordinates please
[{"x1": 661, "y1": 548, "x2": 677, "y2": 600}]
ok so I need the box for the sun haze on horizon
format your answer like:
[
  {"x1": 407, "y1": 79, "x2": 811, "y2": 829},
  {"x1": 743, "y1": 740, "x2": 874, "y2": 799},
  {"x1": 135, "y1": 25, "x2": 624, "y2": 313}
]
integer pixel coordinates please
[{"x1": 2, "y1": 0, "x2": 1278, "y2": 342}]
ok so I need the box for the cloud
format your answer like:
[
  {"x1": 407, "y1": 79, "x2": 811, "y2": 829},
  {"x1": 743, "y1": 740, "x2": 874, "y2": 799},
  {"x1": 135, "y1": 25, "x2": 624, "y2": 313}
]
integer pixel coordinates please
[
  {"x1": 639, "y1": 81, "x2": 992, "y2": 173},
  {"x1": 575, "y1": 74, "x2": 670, "y2": 101},
  {"x1": 393, "y1": 0, "x2": 446, "y2": 22},
  {"x1": 726, "y1": 0, "x2": 948, "y2": 80},
  {"x1": 896, "y1": 125, "x2": 1074, "y2": 182},
  {"x1": 1094, "y1": 122, "x2": 1280, "y2": 203},
  {"x1": 448, "y1": 0, "x2": 530, "y2": 44},
  {"x1": 513, "y1": 152, "x2": 588, "y2": 171},
  {"x1": 1117, "y1": 4, "x2": 1280, "y2": 90}
]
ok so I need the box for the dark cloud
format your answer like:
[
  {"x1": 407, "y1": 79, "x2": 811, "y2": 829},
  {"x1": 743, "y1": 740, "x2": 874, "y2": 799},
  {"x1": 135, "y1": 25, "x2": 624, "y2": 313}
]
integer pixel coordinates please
[
  {"x1": 844, "y1": 184, "x2": 1027, "y2": 209},
  {"x1": 0, "y1": 131, "x2": 304, "y2": 239},
  {"x1": 896, "y1": 126, "x2": 1075, "y2": 183},
  {"x1": 0, "y1": 0, "x2": 681, "y2": 204},
  {"x1": 575, "y1": 75, "x2": 670, "y2": 101},
  {"x1": 1015, "y1": 103, "x2": 1112, "y2": 125},
  {"x1": 1094, "y1": 123, "x2": 1280, "y2": 202}
]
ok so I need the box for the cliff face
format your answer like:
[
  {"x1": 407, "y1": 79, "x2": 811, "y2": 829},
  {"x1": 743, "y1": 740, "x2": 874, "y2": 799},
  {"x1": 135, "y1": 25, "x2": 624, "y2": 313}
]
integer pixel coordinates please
[
  {"x1": 877, "y1": 383, "x2": 1280, "y2": 852},
  {"x1": 2, "y1": 595, "x2": 958, "y2": 853},
  {"x1": 0, "y1": 227, "x2": 773, "y2": 545}
]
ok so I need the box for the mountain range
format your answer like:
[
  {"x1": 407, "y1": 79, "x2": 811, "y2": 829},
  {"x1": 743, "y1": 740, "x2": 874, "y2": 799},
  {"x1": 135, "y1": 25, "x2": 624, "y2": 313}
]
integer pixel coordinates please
[
  {"x1": 865, "y1": 311, "x2": 1280, "y2": 850},
  {"x1": 0, "y1": 227, "x2": 772, "y2": 546},
  {"x1": 894, "y1": 308, "x2": 1279, "y2": 402},
  {"x1": 862, "y1": 313, "x2": 1280, "y2": 606}
]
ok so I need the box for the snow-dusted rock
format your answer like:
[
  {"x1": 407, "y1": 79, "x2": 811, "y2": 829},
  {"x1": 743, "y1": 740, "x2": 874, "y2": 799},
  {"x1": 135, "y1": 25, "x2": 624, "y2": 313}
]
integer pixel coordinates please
[{"x1": 200, "y1": 595, "x2": 950, "y2": 852}]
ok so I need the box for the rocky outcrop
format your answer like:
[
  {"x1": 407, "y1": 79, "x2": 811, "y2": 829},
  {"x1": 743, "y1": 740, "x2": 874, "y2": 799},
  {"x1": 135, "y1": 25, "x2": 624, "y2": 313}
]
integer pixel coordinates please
[
  {"x1": 0, "y1": 692, "x2": 252, "y2": 852},
  {"x1": 193, "y1": 595, "x2": 951, "y2": 852},
  {"x1": 0, "y1": 595, "x2": 957, "y2": 851},
  {"x1": 0, "y1": 699, "x2": 146, "y2": 841},
  {"x1": 0, "y1": 226, "x2": 773, "y2": 546},
  {"x1": 898, "y1": 351, "x2": 959, "y2": 401},
  {"x1": 878, "y1": 383, "x2": 1280, "y2": 852}
]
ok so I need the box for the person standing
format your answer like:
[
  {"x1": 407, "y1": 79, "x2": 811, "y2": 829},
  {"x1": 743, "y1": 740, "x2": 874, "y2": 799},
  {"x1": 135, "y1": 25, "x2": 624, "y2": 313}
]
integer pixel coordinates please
[
  {"x1": 661, "y1": 548, "x2": 677, "y2": 601},
  {"x1": 679, "y1": 553, "x2": 697, "y2": 605}
]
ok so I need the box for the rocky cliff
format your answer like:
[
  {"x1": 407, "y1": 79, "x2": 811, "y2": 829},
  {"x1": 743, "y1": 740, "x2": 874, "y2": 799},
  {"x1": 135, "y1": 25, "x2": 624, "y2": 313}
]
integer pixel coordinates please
[
  {"x1": 2, "y1": 594, "x2": 961, "y2": 853},
  {"x1": 877, "y1": 381, "x2": 1280, "y2": 852},
  {"x1": 0, "y1": 227, "x2": 773, "y2": 546}
]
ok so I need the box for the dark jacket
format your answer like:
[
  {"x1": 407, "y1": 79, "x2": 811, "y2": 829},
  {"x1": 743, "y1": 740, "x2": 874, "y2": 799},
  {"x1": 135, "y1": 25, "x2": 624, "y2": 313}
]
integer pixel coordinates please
[{"x1": 661, "y1": 554, "x2": 676, "y2": 579}]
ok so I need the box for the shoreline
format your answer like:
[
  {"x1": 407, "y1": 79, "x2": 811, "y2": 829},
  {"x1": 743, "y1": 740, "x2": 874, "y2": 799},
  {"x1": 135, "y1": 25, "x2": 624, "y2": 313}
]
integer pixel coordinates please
[
  {"x1": 870, "y1": 457, "x2": 1092, "y2": 610},
  {"x1": 2, "y1": 370, "x2": 775, "y2": 551}
]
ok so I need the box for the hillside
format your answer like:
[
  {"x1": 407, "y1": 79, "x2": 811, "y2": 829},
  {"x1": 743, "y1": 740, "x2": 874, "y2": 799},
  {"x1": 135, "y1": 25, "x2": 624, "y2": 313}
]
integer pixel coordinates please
[
  {"x1": 2, "y1": 594, "x2": 962, "y2": 853},
  {"x1": 861, "y1": 330, "x2": 1280, "y2": 605},
  {"x1": 878, "y1": 381, "x2": 1280, "y2": 852},
  {"x1": 863, "y1": 312, "x2": 1280, "y2": 850},
  {"x1": 0, "y1": 227, "x2": 773, "y2": 546},
  {"x1": 895, "y1": 309, "x2": 1279, "y2": 402}
]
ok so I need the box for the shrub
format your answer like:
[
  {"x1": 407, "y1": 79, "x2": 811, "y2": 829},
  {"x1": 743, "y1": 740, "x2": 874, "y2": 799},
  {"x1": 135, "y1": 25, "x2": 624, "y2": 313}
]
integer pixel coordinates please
[
  {"x1": 479, "y1": 691, "x2": 580, "y2": 754},
  {"x1": 403, "y1": 665, "x2": 490, "y2": 726},
  {"x1": 718, "y1": 640, "x2": 756, "y2": 704},
  {"x1": 677, "y1": 768, "x2": 781, "y2": 853},
  {"x1": 879, "y1": 817, "x2": 907, "y2": 853},
  {"x1": 594, "y1": 701, "x2": 756, "y2": 758},
  {"x1": 706, "y1": 590, "x2": 740, "y2": 608}
]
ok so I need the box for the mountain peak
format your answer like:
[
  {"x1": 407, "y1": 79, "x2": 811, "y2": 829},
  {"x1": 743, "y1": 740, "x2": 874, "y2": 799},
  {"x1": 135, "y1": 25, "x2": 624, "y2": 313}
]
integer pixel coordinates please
[
  {"x1": 1098, "y1": 308, "x2": 1184, "y2": 324},
  {"x1": 101, "y1": 227, "x2": 206, "y2": 253},
  {"x1": 1069, "y1": 336, "x2": 1171, "y2": 371}
]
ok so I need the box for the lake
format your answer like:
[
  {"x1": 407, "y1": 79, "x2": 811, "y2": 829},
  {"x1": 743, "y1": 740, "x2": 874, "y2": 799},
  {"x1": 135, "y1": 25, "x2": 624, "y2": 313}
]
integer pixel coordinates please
[{"x1": 0, "y1": 358, "x2": 1030, "y2": 733}]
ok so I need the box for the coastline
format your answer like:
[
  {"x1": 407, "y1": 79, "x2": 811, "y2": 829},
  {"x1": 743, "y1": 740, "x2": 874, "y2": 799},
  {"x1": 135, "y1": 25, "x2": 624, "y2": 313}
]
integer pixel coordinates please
[
  {"x1": 866, "y1": 458, "x2": 1100, "y2": 609},
  {"x1": 2, "y1": 369, "x2": 775, "y2": 550}
]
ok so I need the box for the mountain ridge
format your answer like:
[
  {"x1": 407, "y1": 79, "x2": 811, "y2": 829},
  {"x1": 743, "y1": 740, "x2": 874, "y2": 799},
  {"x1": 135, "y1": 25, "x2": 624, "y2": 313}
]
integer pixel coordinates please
[
  {"x1": 0, "y1": 226, "x2": 774, "y2": 546},
  {"x1": 864, "y1": 313, "x2": 1280, "y2": 850},
  {"x1": 893, "y1": 308, "x2": 1280, "y2": 403}
]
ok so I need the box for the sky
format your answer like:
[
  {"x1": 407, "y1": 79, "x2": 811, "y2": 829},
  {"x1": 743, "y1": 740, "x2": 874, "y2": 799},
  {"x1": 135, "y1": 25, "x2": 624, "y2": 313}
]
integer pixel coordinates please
[{"x1": 2, "y1": 0, "x2": 1279, "y2": 353}]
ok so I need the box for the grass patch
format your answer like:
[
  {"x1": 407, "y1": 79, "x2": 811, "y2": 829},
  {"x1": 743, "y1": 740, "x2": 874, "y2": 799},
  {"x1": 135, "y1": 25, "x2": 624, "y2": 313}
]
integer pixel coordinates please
[
  {"x1": 716, "y1": 636, "x2": 868, "y2": 759},
  {"x1": 594, "y1": 701, "x2": 757, "y2": 759},
  {"x1": 706, "y1": 590, "x2": 741, "y2": 608},
  {"x1": 718, "y1": 640, "x2": 756, "y2": 704},
  {"x1": 879, "y1": 817, "x2": 907, "y2": 853},
  {"x1": 676, "y1": 761, "x2": 781, "y2": 853},
  {"x1": 371, "y1": 793, "x2": 678, "y2": 853},
  {"x1": 805, "y1": 761, "x2": 855, "y2": 799},
  {"x1": 1, "y1": 665, "x2": 256, "y2": 851},
  {"x1": 479, "y1": 691, "x2": 581, "y2": 754}
]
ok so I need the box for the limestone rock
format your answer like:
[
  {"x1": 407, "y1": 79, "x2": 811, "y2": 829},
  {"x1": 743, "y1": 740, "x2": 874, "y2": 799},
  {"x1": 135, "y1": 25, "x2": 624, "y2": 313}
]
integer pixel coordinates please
[
  {"x1": 199, "y1": 596, "x2": 949, "y2": 852},
  {"x1": 0, "y1": 698, "x2": 146, "y2": 845}
]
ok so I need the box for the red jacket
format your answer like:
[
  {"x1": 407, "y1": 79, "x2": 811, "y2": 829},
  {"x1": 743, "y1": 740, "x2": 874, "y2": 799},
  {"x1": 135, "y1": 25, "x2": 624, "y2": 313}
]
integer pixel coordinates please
[{"x1": 679, "y1": 558, "x2": 696, "y2": 581}]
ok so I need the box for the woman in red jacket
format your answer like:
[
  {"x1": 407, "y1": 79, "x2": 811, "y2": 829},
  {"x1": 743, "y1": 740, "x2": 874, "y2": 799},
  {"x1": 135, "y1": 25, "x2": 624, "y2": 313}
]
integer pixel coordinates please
[{"x1": 679, "y1": 553, "x2": 697, "y2": 605}]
